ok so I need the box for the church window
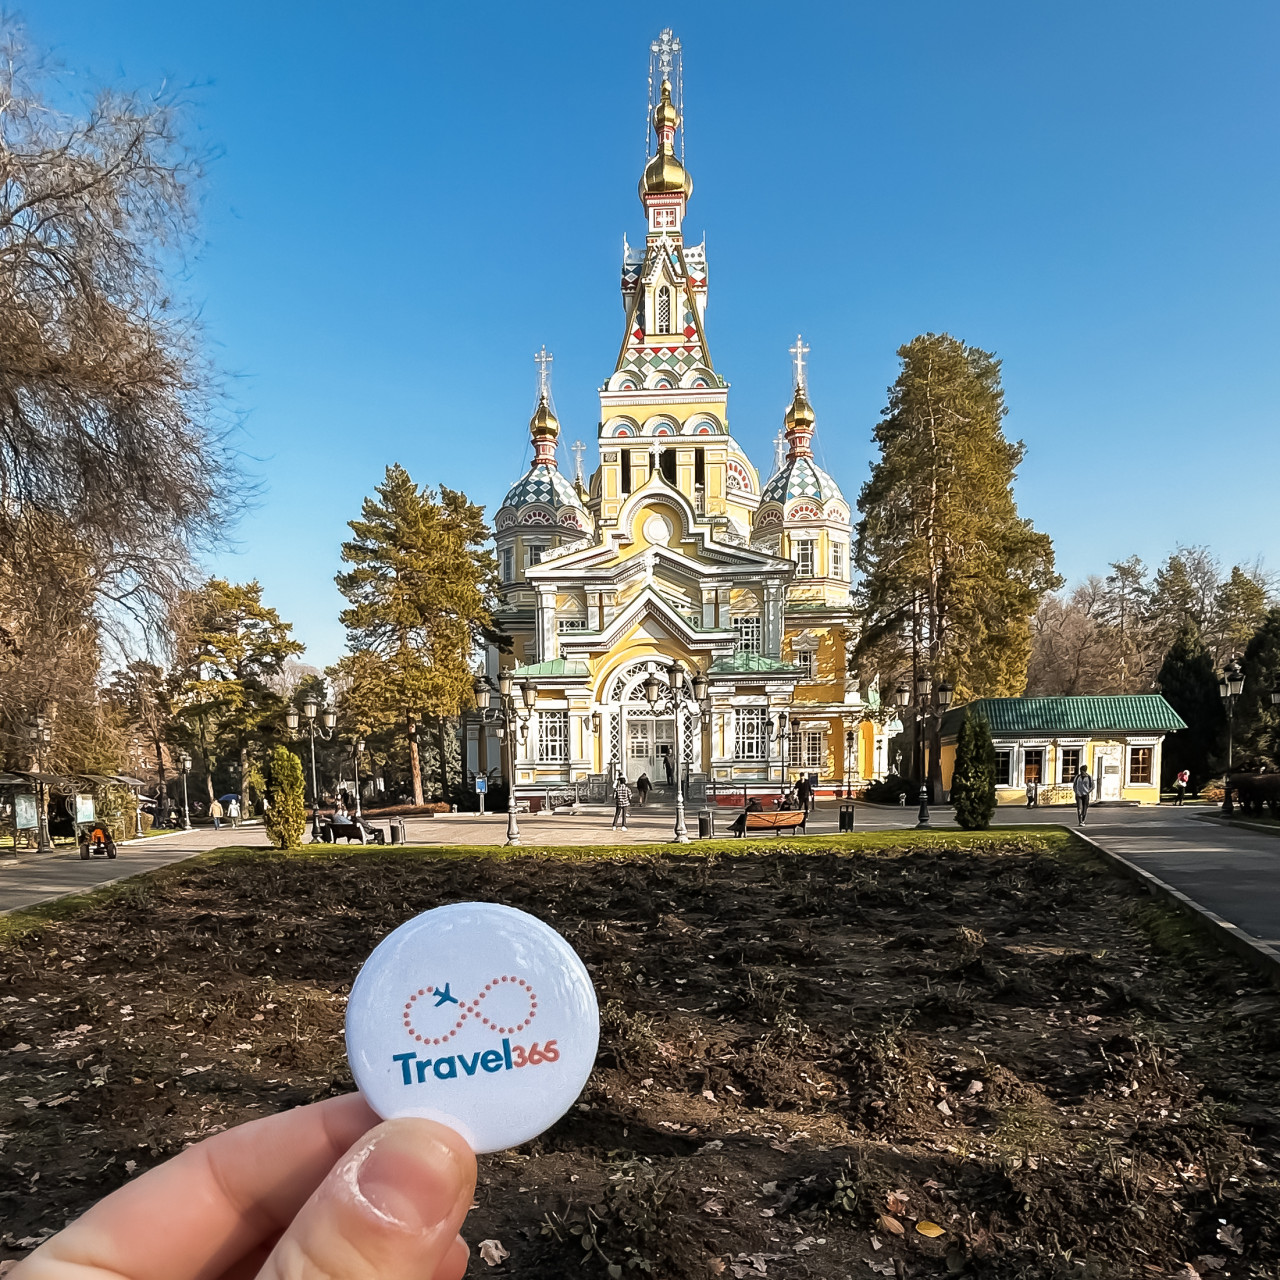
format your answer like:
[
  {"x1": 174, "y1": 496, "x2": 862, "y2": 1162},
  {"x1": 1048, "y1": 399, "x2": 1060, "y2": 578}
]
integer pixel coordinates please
[
  {"x1": 657, "y1": 287, "x2": 672, "y2": 334},
  {"x1": 653, "y1": 207, "x2": 676, "y2": 229},
  {"x1": 794, "y1": 539, "x2": 816, "y2": 577},
  {"x1": 526, "y1": 544, "x2": 545, "y2": 568},
  {"x1": 831, "y1": 542, "x2": 845, "y2": 580},
  {"x1": 658, "y1": 447, "x2": 677, "y2": 484},
  {"x1": 794, "y1": 649, "x2": 816, "y2": 680},
  {"x1": 538, "y1": 711, "x2": 569, "y2": 763},
  {"x1": 694, "y1": 448, "x2": 705, "y2": 491},
  {"x1": 734, "y1": 708, "x2": 767, "y2": 760},
  {"x1": 621, "y1": 450, "x2": 632, "y2": 494},
  {"x1": 789, "y1": 730, "x2": 823, "y2": 770},
  {"x1": 732, "y1": 615, "x2": 762, "y2": 655},
  {"x1": 501, "y1": 547, "x2": 514, "y2": 582},
  {"x1": 558, "y1": 617, "x2": 588, "y2": 633}
]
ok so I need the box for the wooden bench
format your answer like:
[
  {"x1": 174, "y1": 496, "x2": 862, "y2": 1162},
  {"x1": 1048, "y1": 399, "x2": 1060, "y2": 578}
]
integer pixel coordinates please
[
  {"x1": 323, "y1": 820, "x2": 386, "y2": 845},
  {"x1": 737, "y1": 809, "x2": 807, "y2": 837}
]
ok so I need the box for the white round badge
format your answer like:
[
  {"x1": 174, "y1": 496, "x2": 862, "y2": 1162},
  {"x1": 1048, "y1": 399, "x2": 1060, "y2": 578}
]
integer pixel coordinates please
[{"x1": 345, "y1": 902, "x2": 599, "y2": 1153}]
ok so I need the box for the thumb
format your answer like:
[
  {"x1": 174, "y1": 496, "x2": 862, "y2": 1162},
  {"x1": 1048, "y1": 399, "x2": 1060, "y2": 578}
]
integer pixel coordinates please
[{"x1": 257, "y1": 1116, "x2": 476, "y2": 1280}]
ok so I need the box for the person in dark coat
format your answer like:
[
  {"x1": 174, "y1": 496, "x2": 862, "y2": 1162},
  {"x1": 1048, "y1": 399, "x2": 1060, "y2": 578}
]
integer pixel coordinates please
[
  {"x1": 796, "y1": 775, "x2": 813, "y2": 813},
  {"x1": 635, "y1": 772, "x2": 652, "y2": 806}
]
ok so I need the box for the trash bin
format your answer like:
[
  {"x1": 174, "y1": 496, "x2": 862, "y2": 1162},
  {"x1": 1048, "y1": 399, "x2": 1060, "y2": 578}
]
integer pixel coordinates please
[
  {"x1": 389, "y1": 819, "x2": 407, "y2": 845},
  {"x1": 697, "y1": 811, "x2": 713, "y2": 839},
  {"x1": 839, "y1": 803, "x2": 856, "y2": 832}
]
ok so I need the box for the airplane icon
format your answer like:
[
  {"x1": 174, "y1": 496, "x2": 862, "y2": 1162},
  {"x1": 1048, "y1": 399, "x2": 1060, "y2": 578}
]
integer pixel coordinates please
[{"x1": 433, "y1": 984, "x2": 460, "y2": 1007}]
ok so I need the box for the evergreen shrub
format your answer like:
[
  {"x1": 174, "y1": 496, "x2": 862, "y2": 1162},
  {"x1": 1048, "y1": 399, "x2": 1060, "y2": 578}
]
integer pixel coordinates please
[
  {"x1": 952, "y1": 713, "x2": 997, "y2": 830},
  {"x1": 264, "y1": 746, "x2": 307, "y2": 849},
  {"x1": 864, "y1": 774, "x2": 911, "y2": 804}
]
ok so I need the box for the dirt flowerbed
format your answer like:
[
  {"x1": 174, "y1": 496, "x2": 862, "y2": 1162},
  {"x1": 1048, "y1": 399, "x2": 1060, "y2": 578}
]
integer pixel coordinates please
[{"x1": 1, "y1": 834, "x2": 1278, "y2": 1278}]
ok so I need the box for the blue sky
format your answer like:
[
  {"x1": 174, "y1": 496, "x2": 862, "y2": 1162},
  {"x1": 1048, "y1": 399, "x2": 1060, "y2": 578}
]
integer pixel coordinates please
[{"x1": 31, "y1": 2, "x2": 1280, "y2": 666}]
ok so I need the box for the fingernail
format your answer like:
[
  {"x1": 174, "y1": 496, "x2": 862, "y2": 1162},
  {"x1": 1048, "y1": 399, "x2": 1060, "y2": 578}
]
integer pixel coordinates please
[{"x1": 354, "y1": 1121, "x2": 465, "y2": 1233}]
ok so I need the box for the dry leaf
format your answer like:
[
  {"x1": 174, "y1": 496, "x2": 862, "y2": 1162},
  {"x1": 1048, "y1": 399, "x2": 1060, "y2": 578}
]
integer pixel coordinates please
[
  {"x1": 478, "y1": 1238, "x2": 509, "y2": 1267},
  {"x1": 936, "y1": 1100, "x2": 953, "y2": 1116},
  {"x1": 916, "y1": 1220, "x2": 945, "y2": 1237},
  {"x1": 1170, "y1": 1267, "x2": 1201, "y2": 1280},
  {"x1": 886, "y1": 1190, "x2": 909, "y2": 1213},
  {"x1": 708, "y1": 1259, "x2": 726, "y2": 1275},
  {"x1": 1195, "y1": 1257, "x2": 1226, "y2": 1272},
  {"x1": 700, "y1": 1198, "x2": 725, "y2": 1215},
  {"x1": 965, "y1": 1079, "x2": 984, "y2": 1096},
  {"x1": 1215, "y1": 1224, "x2": 1243, "y2": 1254},
  {"x1": 878, "y1": 1213, "x2": 905, "y2": 1236}
]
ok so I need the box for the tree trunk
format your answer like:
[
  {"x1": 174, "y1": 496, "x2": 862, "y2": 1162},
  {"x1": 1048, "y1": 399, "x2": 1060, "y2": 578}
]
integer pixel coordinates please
[
  {"x1": 407, "y1": 714, "x2": 424, "y2": 806},
  {"x1": 240, "y1": 740, "x2": 250, "y2": 815},
  {"x1": 436, "y1": 716, "x2": 451, "y2": 805}
]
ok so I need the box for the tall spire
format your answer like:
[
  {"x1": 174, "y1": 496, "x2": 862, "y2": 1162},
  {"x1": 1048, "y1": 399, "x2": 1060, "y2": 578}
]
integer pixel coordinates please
[
  {"x1": 783, "y1": 336, "x2": 816, "y2": 461},
  {"x1": 529, "y1": 345, "x2": 560, "y2": 468}
]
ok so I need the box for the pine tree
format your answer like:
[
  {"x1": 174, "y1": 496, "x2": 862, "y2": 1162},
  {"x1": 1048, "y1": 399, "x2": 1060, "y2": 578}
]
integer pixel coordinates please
[
  {"x1": 1236, "y1": 607, "x2": 1280, "y2": 767},
  {"x1": 1155, "y1": 622, "x2": 1224, "y2": 790},
  {"x1": 951, "y1": 713, "x2": 997, "y2": 830},
  {"x1": 336, "y1": 465, "x2": 496, "y2": 805},
  {"x1": 169, "y1": 579, "x2": 304, "y2": 806},
  {"x1": 1098, "y1": 556, "x2": 1153, "y2": 692},
  {"x1": 1211, "y1": 567, "x2": 1269, "y2": 666},
  {"x1": 854, "y1": 333, "x2": 1060, "y2": 784},
  {"x1": 263, "y1": 745, "x2": 306, "y2": 849}
]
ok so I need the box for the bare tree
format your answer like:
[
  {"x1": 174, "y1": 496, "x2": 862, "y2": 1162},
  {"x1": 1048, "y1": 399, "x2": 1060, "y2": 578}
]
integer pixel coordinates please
[{"x1": 0, "y1": 26, "x2": 236, "y2": 766}]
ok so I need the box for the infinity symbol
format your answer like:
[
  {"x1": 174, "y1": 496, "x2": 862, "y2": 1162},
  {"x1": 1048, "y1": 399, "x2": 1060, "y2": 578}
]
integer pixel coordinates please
[{"x1": 403, "y1": 976, "x2": 538, "y2": 1046}]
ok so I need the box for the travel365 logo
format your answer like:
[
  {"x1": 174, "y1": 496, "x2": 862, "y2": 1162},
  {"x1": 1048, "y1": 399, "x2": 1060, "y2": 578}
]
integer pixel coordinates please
[{"x1": 391, "y1": 975, "x2": 560, "y2": 1085}]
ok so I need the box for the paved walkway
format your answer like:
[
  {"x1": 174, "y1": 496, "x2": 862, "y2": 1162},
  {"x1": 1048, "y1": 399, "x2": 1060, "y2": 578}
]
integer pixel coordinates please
[{"x1": 2, "y1": 805, "x2": 1276, "y2": 964}]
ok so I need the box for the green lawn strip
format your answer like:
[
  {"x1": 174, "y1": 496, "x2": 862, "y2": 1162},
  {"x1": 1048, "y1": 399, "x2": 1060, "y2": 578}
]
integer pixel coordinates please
[{"x1": 0, "y1": 828, "x2": 1074, "y2": 946}]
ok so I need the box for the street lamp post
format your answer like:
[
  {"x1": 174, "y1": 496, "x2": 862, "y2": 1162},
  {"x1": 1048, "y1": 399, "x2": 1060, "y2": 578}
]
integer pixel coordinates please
[
  {"x1": 895, "y1": 678, "x2": 954, "y2": 827},
  {"x1": 844, "y1": 729, "x2": 857, "y2": 799},
  {"x1": 27, "y1": 715, "x2": 52, "y2": 852},
  {"x1": 287, "y1": 699, "x2": 336, "y2": 840},
  {"x1": 769, "y1": 708, "x2": 793, "y2": 792},
  {"x1": 179, "y1": 752, "x2": 193, "y2": 830},
  {"x1": 1219, "y1": 660, "x2": 1245, "y2": 815},
  {"x1": 353, "y1": 739, "x2": 365, "y2": 820},
  {"x1": 642, "y1": 660, "x2": 708, "y2": 844},
  {"x1": 484, "y1": 672, "x2": 535, "y2": 847}
]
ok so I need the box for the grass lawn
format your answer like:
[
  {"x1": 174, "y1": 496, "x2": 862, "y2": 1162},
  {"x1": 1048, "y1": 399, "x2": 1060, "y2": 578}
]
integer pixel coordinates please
[{"x1": 1, "y1": 831, "x2": 1277, "y2": 1276}]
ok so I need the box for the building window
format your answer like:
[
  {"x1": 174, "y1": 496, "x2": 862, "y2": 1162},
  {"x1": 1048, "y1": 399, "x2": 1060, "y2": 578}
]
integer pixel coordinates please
[
  {"x1": 1060, "y1": 747, "x2": 1081, "y2": 783},
  {"x1": 994, "y1": 749, "x2": 1012, "y2": 787},
  {"x1": 789, "y1": 730, "x2": 823, "y2": 770},
  {"x1": 621, "y1": 449, "x2": 632, "y2": 494},
  {"x1": 558, "y1": 617, "x2": 587, "y2": 633},
  {"x1": 1129, "y1": 746, "x2": 1153, "y2": 785},
  {"x1": 657, "y1": 287, "x2": 672, "y2": 334},
  {"x1": 831, "y1": 541, "x2": 845, "y2": 580},
  {"x1": 526, "y1": 544, "x2": 544, "y2": 568},
  {"x1": 794, "y1": 539, "x2": 816, "y2": 577},
  {"x1": 500, "y1": 547, "x2": 514, "y2": 582},
  {"x1": 732, "y1": 615, "x2": 761, "y2": 655},
  {"x1": 1023, "y1": 748, "x2": 1044, "y2": 784},
  {"x1": 794, "y1": 649, "x2": 815, "y2": 680},
  {"x1": 538, "y1": 711, "x2": 569, "y2": 763},
  {"x1": 734, "y1": 708, "x2": 767, "y2": 760}
]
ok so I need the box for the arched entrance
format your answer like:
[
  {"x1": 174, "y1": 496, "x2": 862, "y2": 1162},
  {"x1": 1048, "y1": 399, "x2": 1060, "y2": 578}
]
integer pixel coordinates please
[{"x1": 598, "y1": 659, "x2": 701, "y2": 788}]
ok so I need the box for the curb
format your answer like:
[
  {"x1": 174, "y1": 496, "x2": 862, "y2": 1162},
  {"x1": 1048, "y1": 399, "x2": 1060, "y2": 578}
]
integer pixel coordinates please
[
  {"x1": 1072, "y1": 828, "x2": 1280, "y2": 988},
  {"x1": 1193, "y1": 813, "x2": 1280, "y2": 840}
]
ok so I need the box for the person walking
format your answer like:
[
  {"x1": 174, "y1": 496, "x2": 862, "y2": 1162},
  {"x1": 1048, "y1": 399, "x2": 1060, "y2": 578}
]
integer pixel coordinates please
[
  {"x1": 796, "y1": 774, "x2": 813, "y2": 813},
  {"x1": 635, "y1": 772, "x2": 652, "y2": 806},
  {"x1": 227, "y1": 796, "x2": 241, "y2": 828},
  {"x1": 661, "y1": 747, "x2": 674, "y2": 787},
  {"x1": 1073, "y1": 766, "x2": 1094, "y2": 825},
  {"x1": 612, "y1": 776, "x2": 632, "y2": 831},
  {"x1": 1025, "y1": 778, "x2": 1038, "y2": 808},
  {"x1": 1173, "y1": 768, "x2": 1190, "y2": 805},
  {"x1": 209, "y1": 798, "x2": 224, "y2": 831}
]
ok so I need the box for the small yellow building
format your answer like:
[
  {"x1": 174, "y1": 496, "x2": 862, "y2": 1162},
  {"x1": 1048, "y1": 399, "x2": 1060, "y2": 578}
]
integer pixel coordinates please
[{"x1": 937, "y1": 696, "x2": 1187, "y2": 806}]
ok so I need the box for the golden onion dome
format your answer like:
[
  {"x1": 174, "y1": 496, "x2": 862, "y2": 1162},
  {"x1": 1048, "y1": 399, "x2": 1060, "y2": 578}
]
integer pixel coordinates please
[
  {"x1": 530, "y1": 394, "x2": 560, "y2": 439},
  {"x1": 784, "y1": 386, "x2": 816, "y2": 431},
  {"x1": 639, "y1": 80, "x2": 693, "y2": 199}
]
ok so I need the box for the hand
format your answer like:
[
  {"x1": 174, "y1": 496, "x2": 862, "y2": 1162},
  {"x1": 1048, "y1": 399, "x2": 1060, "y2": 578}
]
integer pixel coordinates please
[{"x1": 13, "y1": 1093, "x2": 476, "y2": 1280}]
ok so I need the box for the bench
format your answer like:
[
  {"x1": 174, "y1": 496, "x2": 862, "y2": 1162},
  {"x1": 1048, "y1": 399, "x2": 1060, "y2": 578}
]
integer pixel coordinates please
[
  {"x1": 323, "y1": 820, "x2": 386, "y2": 845},
  {"x1": 736, "y1": 809, "x2": 807, "y2": 837}
]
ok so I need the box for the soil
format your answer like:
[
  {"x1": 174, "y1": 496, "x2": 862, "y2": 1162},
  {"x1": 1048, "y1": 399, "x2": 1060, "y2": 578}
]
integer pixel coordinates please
[{"x1": 1, "y1": 834, "x2": 1278, "y2": 1278}]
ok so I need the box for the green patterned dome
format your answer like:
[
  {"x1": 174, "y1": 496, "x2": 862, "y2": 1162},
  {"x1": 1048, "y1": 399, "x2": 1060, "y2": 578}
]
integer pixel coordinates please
[{"x1": 759, "y1": 457, "x2": 845, "y2": 508}]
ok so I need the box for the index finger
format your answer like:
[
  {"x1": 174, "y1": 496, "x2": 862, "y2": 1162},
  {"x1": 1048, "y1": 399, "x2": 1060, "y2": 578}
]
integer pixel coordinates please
[{"x1": 20, "y1": 1093, "x2": 380, "y2": 1280}]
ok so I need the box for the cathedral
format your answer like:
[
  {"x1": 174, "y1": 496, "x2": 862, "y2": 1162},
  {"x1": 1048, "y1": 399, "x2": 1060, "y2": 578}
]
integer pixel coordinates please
[{"x1": 470, "y1": 33, "x2": 892, "y2": 806}]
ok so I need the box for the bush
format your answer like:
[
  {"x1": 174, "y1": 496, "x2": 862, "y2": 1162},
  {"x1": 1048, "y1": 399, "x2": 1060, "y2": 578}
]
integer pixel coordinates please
[
  {"x1": 95, "y1": 784, "x2": 139, "y2": 842},
  {"x1": 952, "y1": 713, "x2": 997, "y2": 830},
  {"x1": 864, "y1": 774, "x2": 911, "y2": 804},
  {"x1": 264, "y1": 746, "x2": 307, "y2": 849}
]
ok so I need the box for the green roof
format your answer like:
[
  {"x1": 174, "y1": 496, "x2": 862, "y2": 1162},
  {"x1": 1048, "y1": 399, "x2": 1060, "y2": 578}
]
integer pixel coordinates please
[
  {"x1": 940, "y1": 695, "x2": 1187, "y2": 738},
  {"x1": 510, "y1": 658, "x2": 591, "y2": 678},
  {"x1": 708, "y1": 653, "x2": 798, "y2": 675}
]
